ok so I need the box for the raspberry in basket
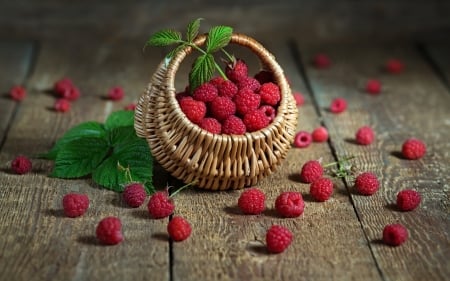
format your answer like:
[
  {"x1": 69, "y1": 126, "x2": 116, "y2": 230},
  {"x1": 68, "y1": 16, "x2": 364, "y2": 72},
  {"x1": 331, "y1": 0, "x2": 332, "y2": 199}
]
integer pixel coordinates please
[
  {"x1": 243, "y1": 110, "x2": 269, "y2": 132},
  {"x1": 210, "y1": 96, "x2": 236, "y2": 121},
  {"x1": 179, "y1": 97, "x2": 207, "y2": 124},
  {"x1": 193, "y1": 82, "x2": 218, "y2": 102},
  {"x1": 200, "y1": 117, "x2": 222, "y2": 134},
  {"x1": 259, "y1": 82, "x2": 281, "y2": 106},
  {"x1": 254, "y1": 70, "x2": 274, "y2": 84},
  {"x1": 259, "y1": 105, "x2": 276, "y2": 122},
  {"x1": 237, "y1": 77, "x2": 261, "y2": 92},
  {"x1": 217, "y1": 79, "x2": 238, "y2": 98},
  {"x1": 221, "y1": 115, "x2": 246, "y2": 135},
  {"x1": 226, "y1": 59, "x2": 248, "y2": 82},
  {"x1": 234, "y1": 88, "x2": 261, "y2": 116}
]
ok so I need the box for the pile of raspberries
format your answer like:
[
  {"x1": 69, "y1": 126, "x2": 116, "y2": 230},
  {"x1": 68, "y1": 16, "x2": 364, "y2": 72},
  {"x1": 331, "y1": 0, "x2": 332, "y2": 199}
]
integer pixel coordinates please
[{"x1": 176, "y1": 59, "x2": 281, "y2": 134}]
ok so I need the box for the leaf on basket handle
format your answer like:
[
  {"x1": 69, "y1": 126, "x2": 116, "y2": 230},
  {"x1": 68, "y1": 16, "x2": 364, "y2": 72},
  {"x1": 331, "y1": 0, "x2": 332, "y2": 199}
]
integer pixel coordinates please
[
  {"x1": 206, "y1": 26, "x2": 233, "y2": 53},
  {"x1": 146, "y1": 29, "x2": 182, "y2": 47},
  {"x1": 186, "y1": 18, "x2": 203, "y2": 43}
]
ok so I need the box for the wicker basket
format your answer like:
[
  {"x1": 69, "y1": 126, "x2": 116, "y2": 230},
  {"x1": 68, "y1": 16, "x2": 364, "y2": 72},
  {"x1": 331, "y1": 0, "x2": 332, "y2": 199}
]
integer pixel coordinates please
[{"x1": 134, "y1": 33, "x2": 298, "y2": 190}]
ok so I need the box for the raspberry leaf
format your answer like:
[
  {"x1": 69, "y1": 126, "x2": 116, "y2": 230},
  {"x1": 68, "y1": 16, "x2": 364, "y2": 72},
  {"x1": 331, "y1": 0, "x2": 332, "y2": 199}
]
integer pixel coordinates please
[
  {"x1": 104, "y1": 110, "x2": 134, "y2": 130},
  {"x1": 186, "y1": 18, "x2": 203, "y2": 42},
  {"x1": 189, "y1": 53, "x2": 215, "y2": 94},
  {"x1": 146, "y1": 29, "x2": 182, "y2": 47},
  {"x1": 206, "y1": 26, "x2": 233, "y2": 53}
]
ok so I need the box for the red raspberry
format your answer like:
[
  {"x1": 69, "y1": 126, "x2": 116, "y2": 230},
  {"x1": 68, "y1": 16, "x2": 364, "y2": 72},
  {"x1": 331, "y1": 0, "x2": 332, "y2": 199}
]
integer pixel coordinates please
[
  {"x1": 234, "y1": 88, "x2": 261, "y2": 116},
  {"x1": 11, "y1": 155, "x2": 32, "y2": 174},
  {"x1": 175, "y1": 90, "x2": 189, "y2": 102},
  {"x1": 209, "y1": 76, "x2": 225, "y2": 87},
  {"x1": 107, "y1": 86, "x2": 124, "y2": 101},
  {"x1": 167, "y1": 216, "x2": 192, "y2": 242},
  {"x1": 179, "y1": 97, "x2": 207, "y2": 124},
  {"x1": 96, "y1": 216, "x2": 123, "y2": 245},
  {"x1": 396, "y1": 189, "x2": 421, "y2": 211},
  {"x1": 199, "y1": 117, "x2": 222, "y2": 134},
  {"x1": 209, "y1": 96, "x2": 236, "y2": 121},
  {"x1": 221, "y1": 115, "x2": 246, "y2": 135},
  {"x1": 243, "y1": 110, "x2": 269, "y2": 132},
  {"x1": 310, "y1": 178, "x2": 334, "y2": 202},
  {"x1": 65, "y1": 86, "x2": 81, "y2": 101},
  {"x1": 365, "y1": 79, "x2": 381, "y2": 95},
  {"x1": 193, "y1": 82, "x2": 218, "y2": 102},
  {"x1": 275, "y1": 191, "x2": 305, "y2": 218},
  {"x1": 10, "y1": 85, "x2": 26, "y2": 101},
  {"x1": 237, "y1": 187, "x2": 266, "y2": 215},
  {"x1": 300, "y1": 160, "x2": 324, "y2": 183},
  {"x1": 54, "y1": 98, "x2": 71, "y2": 112},
  {"x1": 254, "y1": 70, "x2": 274, "y2": 84},
  {"x1": 124, "y1": 103, "x2": 136, "y2": 111},
  {"x1": 148, "y1": 191, "x2": 174, "y2": 219},
  {"x1": 311, "y1": 126, "x2": 328, "y2": 142},
  {"x1": 259, "y1": 105, "x2": 276, "y2": 122},
  {"x1": 226, "y1": 59, "x2": 248, "y2": 82},
  {"x1": 313, "y1": 53, "x2": 331, "y2": 69},
  {"x1": 259, "y1": 82, "x2": 281, "y2": 106},
  {"x1": 122, "y1": 183, "x2": 146, "y2": 208},
  {"x1": 293, "y1": 131, "x2": 312, "y2": 148},
  {"x1": 293, "y1": 92, "x2": 305, "y2": 106},
  {"x1": 402, "y1": 138, "x2": 426, "y2": 160},
  {"x1": 355, "y1": 126, "x2": 375, "y2": 145},
  {"x1": 54, "y1": 78, "x2": 74, "y2": 96},
  {"x1": 266, "y1": 225, "x2": 293, "y2": 254},
  {"x1": 237, "y1": 77, "x2": 261, "y2": 92},
  {"x1": 382, "y1": 223, "x2": 408, "y2": 246},
  {"x1": 330, "y1": 97, "x2": 347, "y2": 113},
  {"x1": 62, "y1": 193, "x2": 89, "y2": 217},
  {"x1": 386, "y1": 59, "x2": 404, "y2": 74},
  {"x1": 217, "y1": 80, "x2": 238, "y2": 98},
  {"x1": 355, "y1": 172, "x2": 380, "y2": 196}
]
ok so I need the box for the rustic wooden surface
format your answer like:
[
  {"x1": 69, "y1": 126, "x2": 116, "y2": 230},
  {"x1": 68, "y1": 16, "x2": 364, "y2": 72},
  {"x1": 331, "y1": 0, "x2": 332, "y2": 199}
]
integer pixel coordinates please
[{"x1": 1, "y1": 2, "x2": 450, "y2": 281}]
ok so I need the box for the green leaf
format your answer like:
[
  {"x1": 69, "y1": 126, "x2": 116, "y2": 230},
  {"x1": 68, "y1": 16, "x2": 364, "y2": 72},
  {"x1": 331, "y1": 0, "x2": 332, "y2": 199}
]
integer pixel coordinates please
[
  {"x1": 51, "y1": 138, "x2": 110, "y2": 178},
  {"x1": 146, "y1": 29, "x2": 182, "y2": 47},
  {"x1": 206, "y1": 25, "x2": 233, "y2": 53},
  {"x1": 189, "y1": 53, "x2": 215, "y2": 92},
  {"x1": 105, "y1": 110, "x2": 135, "y2": 130},
  {"x1": 186, "y1": 18, "x2": 203, "y2": 42}
]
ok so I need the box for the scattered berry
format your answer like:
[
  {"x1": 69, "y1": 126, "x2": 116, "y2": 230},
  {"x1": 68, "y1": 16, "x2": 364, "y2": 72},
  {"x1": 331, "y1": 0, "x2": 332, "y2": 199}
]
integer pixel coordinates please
[
  {"x1": 237, "y1": 187, "x2": 266, "y2": 215},
  {"x1": 259, "y1": 82, "x2": 281, "y2": 106},
  {"x1": 355, "y1": 172, "x2": 380, "y2": 196},
  {"x1": 9, "y1": 85, "x2": 26, "y2": 101},
  {"x1": 330, "y1": 97, "x2": 347, "y2": 113},
  {"x1": 167, "y1": 216, "x2": 192, "y2": 242},
  {"x1": 365, "y1": 79, "x2": 381, "y2": 95},
  {"x1": 396, "y1": 189, "x2": 421, "y2": 211},
  {"x1": 293, "y1": 92, "x2": 305, "y2": 106},
  {"x1": 221, "y1": 115, "x2": 246, "y2": 135},
  {"x1": 237, "y1": 77, "x2": 261, "y2": 92},
  {"x1": 62, "y1": 193, "x2": 90, "y2": 217},
  {"x1": 148, "y1": 191, "x2": 174, "y2": 219},
  {"x1": 355, "y1": 126, "x2": 375, "y2": 145},
  {"x1": 275, "y1": 191, "x2": 305, "y2": 218},
  {"x1": 300, "y1": 160, "x2": 324, "y2": 183},
  {"x1": 382, "y1": 223, "x2": 408, "y2": 246},
  {"x1": 65, "y1": 86, "x2": 81, "y2": 101},
  {"x1": 259, "y1": 105, "x2": 276, "y2": 122},
  {"x1": 193, "y1": 82, "x2": 218, "y2": 102},
  {"x1": 124, "y1": 103, "x2": 136, "y2": 111},
  {"x1": 310, "y1": 178, "x2": 334, "y2": 202},
  {"x1": 243, "y1": 110, "x2": 270, "y2": 132},
  {"x1": 96, "y1": 216, "x2": 124, "y2": 245},
  {"x1": 54, "y1": 78, "x2": 74, "y2": 96},
  {"x1": 209, "y1": 96, "x2": 236, "y2": 121},
  {"x1": 226, "y1": 59, "x2": 248, "y2": 82},
  {"x1": 311, "y1": 126, "x2": 328, "y2": 142},
  {"x1": 234, "y1": 88, "x2": 261, "y2": 116},
  {"x1": 199, "y1": 117, "x2": 222, "y2": 134},
  {"x1": 122, "y1": 183, "x2": 146, "y2": 208},
  {"x1": 254, "y1": 70, "x2": 274, "y2": 84},
  {"x1": 266, "y1": 225, "x2": 293, "y2": 253},
  {"x1": 11, "y1": 155, "x2": 32, "y2": 174},
  {"x1": 179, "y1": 97, "x2": 207, "y2": 124},
  {"x1": 293, "y1": 131, "x2": 312, "y2": 148},
  {"x1": 401, "y1": 138, "x2": 426, "y2": 160},
  {"x1": 107, "y1": 86, "x2": 124, "y2": 101},
  {"x1": 217, "y1": 80, "x2": 238, "y2": 98},
  {"x1": 313, "y1": 53, "x2": 331, "y2": 69},
  {"x1": 54, "y1": 98, "x2": 71, "y2": 112},
  {"x1": 386, "y1": 59, "x2": 404, "y2": 74}
]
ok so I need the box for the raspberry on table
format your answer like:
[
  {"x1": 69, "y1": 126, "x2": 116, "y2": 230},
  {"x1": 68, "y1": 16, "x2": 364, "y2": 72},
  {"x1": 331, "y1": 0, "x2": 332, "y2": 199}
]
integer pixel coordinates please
[
  {"x1": 259, "y1": 82, "x2": 281, "y2": 106},
  {"x1": 293, "y1": 92, "x2": 305, "y2": 106},
  {"x1": 167, "y1": 216, "x2": 192, "y2": 242},
  {"x1": 226, "y1": 59, "x2": 248, "y2": 82},
  {"x1": 11, "y1": 155, "x2": 32, "y2": 174},
  {"x1": 310, "y1": 178, "x2": 334, "y2": 202},
  {"x1": 209, "y1": 96, "x2": 236, "y2": 121},
  {"x1": 355, "y1": 126, "x2": 375, "y2": 145},
  {"x1": 199, "y1": 117, "x2": 222, "y2": 134},
  {"x1": 238, "y1": 187, "x2": 266, "y2": 215},
  {"x1": 266, "y1": 225, "x2": 293, "y2": 254},
  {"x1": 312, "y1": 126, "x2": 328, "y2": 142},
  {"x1": 293, "y1": 131, "x2": 312, "y2": 148},
  {"x1": 259, "y1": 105, "x2": 276, "y2": 122},
  {"x1": 243, "y1": 110, "x2": 270, "y2": 132},
  {"x1": 221, "y1": 115, "x2": 246, "y2": 135},
  {"x1": 122, "y1": 183, "x2": 147, "y2": 208},
  {"x1": 385, "y1": 59, "x2": 404, "y2": 74},
  {"x1": 62, "y1": 193, "x2": 90, "y2": 217},
  {"x1": 254, "y1": 70, "x2": 274, "y2": 84},
  {"x1": 237, "y1": 77, "x2": 261, "y2": 92},
  {"x1": 54, "y1": 98, "x2": 71, "y2": 112},
  {"x1": 275, "y1": 191, "x2": 305, "y2": 218},
  {"x1": 179, "y1": 97, "x2": 207, "y2": 124},
  {"x1": 193, "y1": 82, "x2": 218, "y2": 102},
  {"x1": 9, "y1": 85, "x2": 26, "y2": 101},
  {"x1": 148, "y1": 191, "x2": 174, "y2": 219},
  {"x1": 96, "y1": 216, "x2": 124, "y2": 245},
  {"x1": 396, "y1": 189, "x2": 421, "y2": 211},
  {"x1": 234, "y1": 88, "x2": 261, "y2": 116},
  {"x1": 355, "y1": 172, "x2": 380, "y2": 195},
  {"x1": 124, "y1": 103, "x2": 136, "y2": 111},
  {"x1": 401, "y1": 138, "x2": 426, "y2": 160},
  {"x1": 107, "y1": 86, "x2": 125, "y2": 101},
  {"x1": 300, "y1": 160, "x2": 324, "y2": 183},
  {"x1": 217, "y1": 80, "x2": 238, "y2": 98},
  {"x1": 54, "y1": 78, "x2": 74, "y2": 96},
  {"x1": 365, "y1": 79, "x2": 382, "y2": 95},
  {"x1": 330, "y1": 97, "x2": 347, "y2": 113},
  {"x1": 382, "y1": 223, "x2": 408, "y2": 246},
  {"x1": 313, "y1": 53, "x2": 331, "y2": 69},
  {"x1": 65, "y1": 86, "x2": 80, "y2": 101}
]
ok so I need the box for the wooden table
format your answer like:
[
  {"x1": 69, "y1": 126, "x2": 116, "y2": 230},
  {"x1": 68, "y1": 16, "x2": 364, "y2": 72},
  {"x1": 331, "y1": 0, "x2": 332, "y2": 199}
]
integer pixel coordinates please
[{"x1": 1, "y1": 3, "x2": 450, "y2": 280}]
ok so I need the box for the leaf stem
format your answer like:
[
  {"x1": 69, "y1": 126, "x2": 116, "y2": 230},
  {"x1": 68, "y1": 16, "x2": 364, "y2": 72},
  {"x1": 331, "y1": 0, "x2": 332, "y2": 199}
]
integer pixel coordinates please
[{"x1": 169, "y1": 180, "x2": 198, "y2": 198}]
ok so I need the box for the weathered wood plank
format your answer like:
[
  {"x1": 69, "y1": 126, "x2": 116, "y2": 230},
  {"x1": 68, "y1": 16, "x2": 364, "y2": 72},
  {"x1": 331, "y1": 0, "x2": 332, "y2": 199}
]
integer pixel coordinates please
[
  {"x1": 297, "y1": 40, "x2": 450, "y2": 281},
  {"x1": 422, "y1": 41, "x2": 450, "y2": 88}
]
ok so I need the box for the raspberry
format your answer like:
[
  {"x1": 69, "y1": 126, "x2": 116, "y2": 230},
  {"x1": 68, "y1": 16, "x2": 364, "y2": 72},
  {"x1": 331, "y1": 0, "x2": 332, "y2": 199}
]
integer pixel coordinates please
[
  {"x1": 193, "y1": 82, "x2": 218, "y2": 102},
  {"x1": 179, "y1": 97, "x2": 207, "y2": 124},
  {"x1": 293, "y1": 131, "x2": 312, "y2": 148},
  {"x1": 259, "y1": 105, "x2": 276, "y2": 122},
  {"x1": 275, "y1": 191, "x2": 305, "y2": 218},
  {"x1": 313, "y1": 53, "x2": 331, "y2": 69},
  {"x1": 396, "y1": 189, "x2": 421, "y2": 211},
  {"x1": 355, "y1": 172, "x2": 380, "y2": 195},
  {"x1": 199, "y1": 117, "x2": 222, "y2": 134},
  {"x1": 300, "y1": 160, "x2": 323, "y2": 183},
  {"x1": 243, "y1": 110, "x2": 269, "y2": 132},
  {"x1": 221, "y1": 115, "x2": 246, "y2": 135},
  {"x1": 217, "y1": 80, "x2": 238, "y2": 98},
  {"x1": 54, "y1": 98, "x2": 71, "y2": 112},
  {"x1": 209, "y1": 76, "x2": 225, "y2": 87},
  {"x1": 259, "y1": 82, "x2": 281, "y2": 106},
  {"x1": 386, "y1": 59, "x2": 404, "y2": 74},
  {"x1": 293, "y1": 92, "x2": 305, "y2": 106},
  {"x1": 237, "y1": 77, "x2": 261, "y2": 92},
  {"x1": 266, "y1": 225, "x2": 293, "y2": 253},
  {"x1": 254, "y1": 70, "x2": 274, "y2": 84},
  {"x1": 11, "y1": 155, "x2": 32, "y2": 174},
  {"x1": 124, "y1": 103, "x2": 136, "y2": 111},
  {"x1": 226, "y1": 59, "x2": 248, "y2": 82},
  {"x1": 96, "y1": 217, "x2": 123, "y2": 245},
  {"x1": 62, "y1": 193, "x2": 89, "y2": 217},
  {"x1": 310, "y1": 178, "x2": 334, "y2": 202},
  {"x1": 312, "y1": 126, "x2": 328, "y2": 142},
  {"x1": 330, "y1": 97, "x2": 347, "y2": 113},
  {"x1": 382, "y1": 223, "x2": 408, "y2": 246},
  {"x1": 107, "y1": 86, "x2": 124, "y2": 101},
  {"x1": 122, "y1": 183, "x2": 146, "y2": 208},
  {"x1": 365, "y1": 79, "x2": 381, "y2": 95},
  {"x1": 54, "y1": 78, "x2": 74, "y2": 96},
  {"x1": 167, "y1": 216, "x2": 192, "y2": 242},
  {"x1": 10, "y1": 85, "x2": 26, "y2": 101},
  {"x1": 175, "y1": 90, "x2": 189, "y2": 102},
  {"x1": 148, "y1": 191, "x2": 174, "y2": 219},
  {"x1": 209, "y1": 96, "x2": 236, "y2": 121},
  {"x1": 355, "y1": 126, "x2": 375, "y2": 145},
  {"x1": 234, "y1": 88, "x2": 261, "y2": 116},
  {"x1": 65, "y1": 86, "x2": 81, "y2": 101},
  {"x1": 237, "y1": 187, "x2": 266, "y2": 215},
  {"x1": 401, "y1": 138, "x2": 426, "y2": 160}
]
